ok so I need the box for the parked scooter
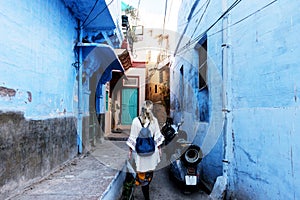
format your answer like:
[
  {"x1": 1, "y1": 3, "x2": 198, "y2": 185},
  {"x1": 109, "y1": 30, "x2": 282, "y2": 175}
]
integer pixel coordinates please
[
  {"x1": 161, "y1": 117, "x2": 185, "y2": 161},
  {"x1": 161, "y1": 117, "x2": 203, "y2": 193}
]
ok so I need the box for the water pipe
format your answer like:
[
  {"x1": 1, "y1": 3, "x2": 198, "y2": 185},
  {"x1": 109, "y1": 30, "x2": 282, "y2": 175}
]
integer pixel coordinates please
[
  {"x1": 222, "y1": 0, "x2": 231, "y2": 187},
  {"x1": 77, "y1": 20, "x2": 83, "y2": 154}
]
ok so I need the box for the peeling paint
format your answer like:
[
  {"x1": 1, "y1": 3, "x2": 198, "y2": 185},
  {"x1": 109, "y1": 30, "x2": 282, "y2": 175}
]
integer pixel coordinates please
[
  {"x1": 0, "y1": 86, "x2": 16, "y2": 97},
  {"x1": 27, "y1": 91, "x2": 32, "y2": 102},
  {"x1": 0, "y1": 0, "x2": 76, "y2": 118}
]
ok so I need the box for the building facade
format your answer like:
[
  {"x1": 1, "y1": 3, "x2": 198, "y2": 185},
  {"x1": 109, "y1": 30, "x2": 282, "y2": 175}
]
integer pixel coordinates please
[
  {"x1": 172, "y1": 0, "x2": 300, "y2": 199},
  {"x1": 0, "y1": 0, "x2": 125, "y2": 198}
]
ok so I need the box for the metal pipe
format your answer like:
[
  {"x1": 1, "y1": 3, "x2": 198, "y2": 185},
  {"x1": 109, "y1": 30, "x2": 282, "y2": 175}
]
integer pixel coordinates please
[
  {"x1": 77, "y1": 20, "x2": 83, "y2": 154},
  {"x1": 222, "y1": 0, "x2": 231, "y2": 183}
]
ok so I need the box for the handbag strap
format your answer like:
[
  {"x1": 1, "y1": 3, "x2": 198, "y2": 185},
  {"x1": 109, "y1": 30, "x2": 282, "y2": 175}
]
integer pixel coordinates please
[
  {"x1": 138, "y1": 117, "x2": 153, "y2": 137},
  {"x1": 138, "y1": 117, "x2": 150, "y2": 128}
]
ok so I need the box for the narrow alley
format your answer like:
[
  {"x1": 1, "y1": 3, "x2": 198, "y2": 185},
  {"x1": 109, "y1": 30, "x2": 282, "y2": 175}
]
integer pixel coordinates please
[
  {"x1": 7, "y1": 139, "x2": 210, "y2": 200},
  {"x1": 132, "y1": 168, "x2": 209, "y2": 200},
  {"x1": 1, "y1": 0, "x2": 300, "y2": 199}
]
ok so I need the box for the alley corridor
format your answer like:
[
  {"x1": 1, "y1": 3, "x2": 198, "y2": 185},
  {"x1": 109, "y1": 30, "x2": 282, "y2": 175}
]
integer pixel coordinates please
[
  {"x1": 7, "y1": 140, "x2": 209, "y2": 200},
  {"x1": 132, "y1": 167, "x2": 209, "y2": 200},
  {"x1": 1, "y1": 0, "x2": 300, "y2": 199}
]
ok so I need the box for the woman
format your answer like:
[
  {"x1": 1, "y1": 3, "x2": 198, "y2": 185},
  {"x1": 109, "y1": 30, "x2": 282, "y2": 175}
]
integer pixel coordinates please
[{"x1": 126, "y1": 100, "x2": 164, "y2": 200}]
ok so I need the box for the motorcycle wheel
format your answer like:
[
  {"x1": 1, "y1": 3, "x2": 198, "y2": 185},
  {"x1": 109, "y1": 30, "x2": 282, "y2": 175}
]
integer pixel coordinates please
[{"x1": 181, "y1": 145, "x2": 203, "y2": 166}]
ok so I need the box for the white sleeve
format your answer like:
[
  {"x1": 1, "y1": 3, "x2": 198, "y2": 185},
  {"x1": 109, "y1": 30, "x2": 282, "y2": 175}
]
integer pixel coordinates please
[
  {"x1": 126, "y1": 118, "x2": 139, "y2": 151},
  {"x1": 153, "y1": 118, "x2": 165, "y2": 147}
]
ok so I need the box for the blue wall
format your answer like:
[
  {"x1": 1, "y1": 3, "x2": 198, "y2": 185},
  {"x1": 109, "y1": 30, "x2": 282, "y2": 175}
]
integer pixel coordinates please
[
  {"x1": 171, "y1": 0, "x2": 224, "y2": 189},
  {"x1": 228, "y1": 0, "x2": 300, "y2": 199},
  {"x1": 0, "y1": 1, "x2": 79, "y2": 197},
  {"x1": 174, "y1": 0, "x2": 300, "y2": 198},
  {"x1": 0, "y1": 0, "x2": 77, "y2": 119}
]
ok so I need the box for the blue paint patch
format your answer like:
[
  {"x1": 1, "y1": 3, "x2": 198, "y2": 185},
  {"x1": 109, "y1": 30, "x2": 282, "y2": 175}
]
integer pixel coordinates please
[{"x1": 0, "y1": 0, "x2": 77, "y2": 118}]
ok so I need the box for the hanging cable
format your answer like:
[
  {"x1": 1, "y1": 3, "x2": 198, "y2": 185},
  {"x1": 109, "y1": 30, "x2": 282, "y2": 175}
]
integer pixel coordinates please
[
  {"x1": 208, "y1": 0, "x2": 278, "y2": 37},
  {"x1": 82, "y1": 0, "x2": 115, "y2": 29},
  {"x1": 81, "y1": 0, "x2": 99, "y2": 28},
  {"x1": 162, "y1": 0, "x2": 168, "y2": 35},
  {"x1": 188, "y1": 0, "x2": 211, "y2": 42},
  {"x1": 175, "y1": 0, "x2": 242, "y2": 55},
  {"x1": 159, "y1": 0, "x2": 169, "y2": 57},
  {"x1": 177, "y1": 0, "x2": 210, "y2": 27},
  {"x1": 167, "y1": 0, "x2": 173, "y2": 25},
  {"x1": 173, "y1": 0, "x2": 201, "y2": 56}
]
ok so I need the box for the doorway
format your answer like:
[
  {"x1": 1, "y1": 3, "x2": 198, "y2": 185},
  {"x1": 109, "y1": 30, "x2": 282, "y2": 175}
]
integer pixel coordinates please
[{"x1": 121, "y1": 88, "x2": 138, "y2": 125}]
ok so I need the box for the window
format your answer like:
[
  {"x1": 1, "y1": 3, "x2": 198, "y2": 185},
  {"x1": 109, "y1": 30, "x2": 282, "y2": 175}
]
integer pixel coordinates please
[
  {"x1": 196, "y1": 35, "x2": 209, "y2": 122},
  {"x1": 198, "y1": 37, "x2": 207, "y2": 90},
  {"x1": 123, "y1": 77, "x2": 138, "y2": 87},
  {"x1": 155, "y1": 85, "x2": 158, "y2": 93}
]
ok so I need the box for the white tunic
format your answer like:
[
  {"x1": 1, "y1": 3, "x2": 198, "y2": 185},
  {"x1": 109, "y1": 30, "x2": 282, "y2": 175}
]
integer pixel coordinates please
[{"x1": 126, "y1": 117, "x2": 164, "y2": 172}]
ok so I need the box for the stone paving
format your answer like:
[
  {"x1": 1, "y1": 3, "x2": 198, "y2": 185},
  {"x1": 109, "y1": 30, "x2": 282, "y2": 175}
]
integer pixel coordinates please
[{"x1": 6, "y1": 140, "x2": 128, "y2": 200}]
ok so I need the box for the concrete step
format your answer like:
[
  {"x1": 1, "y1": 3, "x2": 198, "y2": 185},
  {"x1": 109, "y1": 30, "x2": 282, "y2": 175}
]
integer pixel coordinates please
[{"x1": 104, "y1": 129, "x2": 130, "y2": 141}]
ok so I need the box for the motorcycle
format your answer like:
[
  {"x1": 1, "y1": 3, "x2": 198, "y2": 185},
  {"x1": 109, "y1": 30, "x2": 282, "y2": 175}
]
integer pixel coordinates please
[{"x1": 161, "y1": 117, "x2": 203, "y2": 193}]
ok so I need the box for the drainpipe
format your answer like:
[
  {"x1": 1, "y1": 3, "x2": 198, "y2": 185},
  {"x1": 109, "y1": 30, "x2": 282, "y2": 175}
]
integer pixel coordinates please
[
  {"x1": 222, "y1": 0, "x2": 231, "y2": 186},
  {"x1": 221, "y1": 0, "x2": 237, "y2": 197},
  {"x1": 77, "y1": 20, "x2": 83, "y2": 154},
  {"x1": 208, "y1": 2, "x2": 234, "y2": 198}
]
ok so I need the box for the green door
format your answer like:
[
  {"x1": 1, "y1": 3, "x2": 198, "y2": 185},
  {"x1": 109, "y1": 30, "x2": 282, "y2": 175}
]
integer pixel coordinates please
[{"x1": 121, "y1": 88, "x2": 138, "y2": 125}]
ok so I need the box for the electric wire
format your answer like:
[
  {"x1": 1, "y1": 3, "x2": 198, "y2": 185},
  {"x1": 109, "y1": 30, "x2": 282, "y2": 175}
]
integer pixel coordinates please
[
  {"x1": 208, "y1": 0, "x2": 278, "y2": 37},
  {"x1": 82, "y1": 0, "x2": 115, "y2": 29},
  {"x1": 188, "y1": 0, "x2": 211, "y2": 43},
  {"x1": 159, "y1": 0, "x2": 169, "y2": 55},
  {"x1": 187, "y1": 0, "x2": 241, "y2": 46},
  {"x1": 177, "y1": 0, "x2": 211, "y2": 27},
  {"x1": 167, "y1": 0, "x2": 173, "y2": 25},
  {"x1": 81, "y1": 0, "x2": 99, "y2": 28},
  {"x1": 162, "y1": 0, "x2": 168, "y2": 34},
  {"x1": 173, "y1": 0, "x2": 202, "y2": 56},
  {"x1": 175, "y1": 0, "x2": 242, "y2": 55}
]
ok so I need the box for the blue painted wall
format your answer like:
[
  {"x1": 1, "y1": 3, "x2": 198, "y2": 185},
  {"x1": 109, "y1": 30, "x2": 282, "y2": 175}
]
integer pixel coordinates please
[
  {"x1": 173, "y1": 0, "x2": 300, "y2": 198},
  {"x1": 0, "y1": 1, "x2": 79, "y2": 196},
  {"x1": 0, "y1": 0, "x2": 77, "y2": 119},
  {"x1": 171, "y1": 0, "x2": 224, "y2": 189},
  {"x1": 228, "y1": 0, "x2": 300, "y2": 199}
]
